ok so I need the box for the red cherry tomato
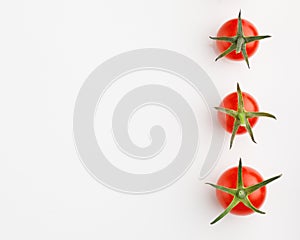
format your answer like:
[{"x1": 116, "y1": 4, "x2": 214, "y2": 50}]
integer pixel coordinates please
[
  {"x1": 218, "y1": 92, "x2": 259, "y2": 134},
  {"x1": 216, "y1": 19, "x2": 259, "y2": 61},
  {"x1": 207, "y1": 159, "x2": 282, "y2": 224},
  {"x1": 216, "y1": 165, "x2": 266, "y2": 215}
]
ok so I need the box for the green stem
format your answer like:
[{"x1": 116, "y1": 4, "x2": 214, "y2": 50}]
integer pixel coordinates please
[
  {"x1": 236, "y1": 37, "x2": 245, "y2": 53},
  {"x1": 237, "y1": 189, "x2": 246, "y2": 199},
  {"x1": 238, "y1": 112, "x2": 246, "y2": 126}
]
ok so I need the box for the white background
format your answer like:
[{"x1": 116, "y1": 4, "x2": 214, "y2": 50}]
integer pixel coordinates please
[{"x1": 0, "y1": 0, "x2": 299, "y2": 239}]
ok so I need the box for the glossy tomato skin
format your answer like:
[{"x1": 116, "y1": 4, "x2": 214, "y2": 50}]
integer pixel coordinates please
[
  {"x1": 216, "y1": 19, "x2": 259, "y2": 60},
  {"x1": 218, "y1": 92, "x2": 259, "y2": 134},
  {"x1": 216, "y1": 166, "x2": 266, "y2": 215}
]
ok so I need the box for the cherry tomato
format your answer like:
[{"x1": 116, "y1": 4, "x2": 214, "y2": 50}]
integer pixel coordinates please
[
  {"x1": 210, "y1": 11, "x2": 271, "y2": 68},
  {"x1": 206, "y1": 159, "x2": 282, "y2": 224},
  {"x1": 216, "y1": 83, "x2": 276, "y2": 149},
  {"x1": 216, "y1": 19, "x2": 259, "y2": 61},
  {"x1": 218, "y1": 91, "x2": 259, "y2": 134},
  {"x1": 216, "y1": 165, "x2": 265, "y2": 215}
]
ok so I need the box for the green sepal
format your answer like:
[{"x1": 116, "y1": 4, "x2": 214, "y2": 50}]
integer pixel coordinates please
[
  {"x1": 209, "y1": 36, "x2": 236, "y2": 42},
  {"x1": 237, "y1": 83, "x2": 244, "y2": 111},
  {"x1": 210, "y1": 198, "x2": 240, "y2": 225},
  {"x1": 229, "y1": 119, "x2": 240, "y2": 149},
  {"x1": 214, "y1": 107, "x2": 238, "y2": 118},
  {"x1": 237, "y1": 158, "x2": 243, "y2": 188},
  {"x1": 245, "y1": 35, "x2": 271, "y2": 43},
  {"x1": 246, "y1": 111, "x2": 277, "y2": 119},
  {"x1": 245, "y1": 118, "x2": 257, "y2": 144},
  {"x1": 245, "y1": 174, "x2": 282, "y2": 194},
  {"x1": 205, "y1": 183, "x2": 236, "y2": 195},
  {"x1": 215, "y1": 43, "x2": 237, "y2": 62},
  {"x1": 241, "y1": 197, "x2": 266, "y2": 214},
  {"x1": 241, "y1": 44, "x2": 250, "y2": 68}
]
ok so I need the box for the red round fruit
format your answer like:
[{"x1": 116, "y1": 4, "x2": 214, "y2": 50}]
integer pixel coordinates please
[
  {"x1": 218, "y1": 91, "x2": 259, "y2": 134},
  {"x1": 216, "y1": 18, "x2": 259, "y2": 60},
  {"x1": 216, "y1": 166, "x2": 266, "y2": 215}
]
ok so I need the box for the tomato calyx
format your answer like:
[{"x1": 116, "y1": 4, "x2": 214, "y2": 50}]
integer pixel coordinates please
[
  {"x1": 206, "y1": 158, "x2": 282, "y2": 225},
  {"x1": 215, "y1": 83, "x2": 276, "y2": 149},
  {"x1": 210, "y1": 10, "x2": 271, "y2": 68}
]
